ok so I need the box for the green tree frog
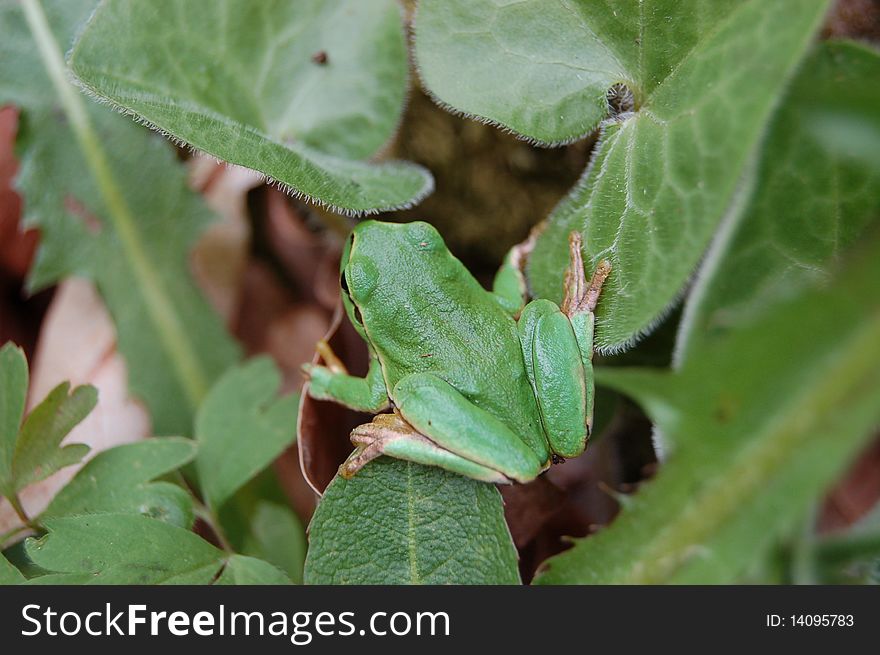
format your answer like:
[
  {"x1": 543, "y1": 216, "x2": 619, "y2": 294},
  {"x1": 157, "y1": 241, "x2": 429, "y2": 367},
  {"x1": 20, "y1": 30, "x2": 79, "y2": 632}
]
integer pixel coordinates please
[{"x1": 304, "y1": 220, "x2": 610, "y2": 484}]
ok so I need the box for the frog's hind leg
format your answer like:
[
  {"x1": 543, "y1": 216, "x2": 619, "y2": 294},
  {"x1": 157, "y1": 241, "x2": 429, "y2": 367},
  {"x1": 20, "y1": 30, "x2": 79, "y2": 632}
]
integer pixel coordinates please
[
  {"x1": 341, "y1": 412, "x2": 514, "y2": 484},
  {"x1": 517, "y1": 233, "x2": 612, "y2": 459},
  {"x1": 392, "y1": 373, "x2": 546, "y2": 482}
]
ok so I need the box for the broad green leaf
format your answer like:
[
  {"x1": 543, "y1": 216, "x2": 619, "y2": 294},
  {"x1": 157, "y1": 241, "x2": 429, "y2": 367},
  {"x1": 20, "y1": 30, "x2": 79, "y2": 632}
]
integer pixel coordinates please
[
  {"x1": 677, "y1": 41, "x2": 880, "y2": 360},
  {"x1": 195, "y1": 358, "x2": 298, "y2": 511},
  {"x1": 69, "y1": 0, "x2": 433, "y2": 215},
  {"x1": 305, "y1": 458, "x2": 520, "y2": 584},
  {"x1": 0, "y1": 343, "x2": 94, "y2": 500},
  {"x1": 416, "y1": 0, "x2": 739, "y2": 145},
  {"x1": 0, "y1": 552, "x2": 24, "y2": 584},
  {"x1": 416, "y1": 0, "x2": 829, "y2": 350},
  {"x1": 41, "y1": 438, "x2": 197, "y2": 528},
  {"x1": 534, "y1": 236, "x2": 880, "y2": 584},
  {"x1": 0, "y1": 0, "x2": 239, "y2": 435},
  {"x1": 25, "y1": 573, "x2": 97, "y2": 585},
  {"x1": 242, "y1": 501, "x2": 306, "y2": 584},
  {"x1": 215, "y1": 554, "x2": 292, "y2": 585},
  {"x1": 0, "y1": 343, "x2": 29, "y2": 493},
  {"x1": 25, "y1": 513, "x2": 225, "y2": 584}
]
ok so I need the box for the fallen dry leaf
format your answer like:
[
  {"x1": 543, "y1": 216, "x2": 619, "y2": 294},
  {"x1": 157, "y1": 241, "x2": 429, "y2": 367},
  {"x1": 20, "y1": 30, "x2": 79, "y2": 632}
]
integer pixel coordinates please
[
  {"x1": 0, "y1": 107, "x2": 37, "y2": 279},
  {"x1": 818, "y1": 436, "x2": 880, "y2": 533},
  {"x1": 265, "y1": 303, "x2": 329, "y2": 393},
  {"x1": 263, "y1": 188, "x2": 341, "y2": 310},
  {"x1": 296, "y1": 302, "x2": 371, "y2": 495},
  {"x1": 189, "y1": 156, "x2": 261, "y2": 322}
]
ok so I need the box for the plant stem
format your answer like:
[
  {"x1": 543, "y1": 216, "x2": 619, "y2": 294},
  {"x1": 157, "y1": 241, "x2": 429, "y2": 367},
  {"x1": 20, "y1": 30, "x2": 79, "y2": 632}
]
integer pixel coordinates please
[
  {"x1": 21, "y1": 0, "x2": 209, "y2": 410},
  {"x1": 7, "y1": 493, "x2": 33, "y2": 529},
  {"x1": 193, "y1": 501, "x2": 234, "y2": 553},
  {"x1": 0, "y1": 524, "x2": 30, "y2": 548},
  {"x1": 171, "y1": 471, "x2": 234, "y2": 553}
]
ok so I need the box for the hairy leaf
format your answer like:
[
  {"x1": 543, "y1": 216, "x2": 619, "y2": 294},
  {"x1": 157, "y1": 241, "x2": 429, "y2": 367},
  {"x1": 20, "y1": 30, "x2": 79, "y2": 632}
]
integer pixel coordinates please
[
  {"x1": 41, "y1": 438, "x2": 197, "y2": 528},
  {"x1": 241, "y1": 501, "x2": 306, "y2": 585},
  {"x1": 305, "y1": 458, "x2": 520, "y2": 584},
  {"x1": 195, "y1": 358, "x2": 298, "y2": 510},
  {"x1": 535, "y1": 236, "x2": 880, "y2": 584},
  {"x1": 416, "y1": 0, "x2": 829, "y2": 350},
  {"x1": 677, "y1": 41, "x2": 880, "y2": 359},
  {"x1": 69, "y1": 0, "x2": 433, "y2": 215},
  {"x1": 0, "y1": 0, "x2": 239, "y2": 435}
]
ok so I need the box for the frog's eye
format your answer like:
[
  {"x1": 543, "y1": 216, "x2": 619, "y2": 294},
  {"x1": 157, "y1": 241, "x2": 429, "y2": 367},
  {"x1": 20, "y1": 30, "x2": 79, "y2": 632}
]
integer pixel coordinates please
[{"x1": 345, "y1": 258, "x2": 379, "y2": 302}]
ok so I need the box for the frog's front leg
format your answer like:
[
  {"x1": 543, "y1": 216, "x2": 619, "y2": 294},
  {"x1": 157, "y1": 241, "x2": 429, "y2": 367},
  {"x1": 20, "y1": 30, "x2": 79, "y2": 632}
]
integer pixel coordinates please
[
  {"x1": 341, "y1": 373, "x2": 546, "y2": 483},
  {"x1": 519, "y1": 232, "x2": 611, "y2": 459},
  {"x1": 303, "y1": 341, "x2": 390, "y2": 413}
]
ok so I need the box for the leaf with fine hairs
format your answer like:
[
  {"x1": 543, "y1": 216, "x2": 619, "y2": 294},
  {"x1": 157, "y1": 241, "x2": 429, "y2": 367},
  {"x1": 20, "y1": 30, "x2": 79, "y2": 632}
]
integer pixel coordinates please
[
  {"x1": 69, "y1": 0, "x2": 433, "y2": 215},
  {"x1": 416, "y1": 0, "x2": 830, "y2": 351}
]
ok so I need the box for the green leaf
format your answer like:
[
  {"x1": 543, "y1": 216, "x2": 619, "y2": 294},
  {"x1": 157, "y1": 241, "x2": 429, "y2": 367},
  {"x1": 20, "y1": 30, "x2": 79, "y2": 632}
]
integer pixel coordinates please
[
  {"x1": 677, "y1": 41, "x2": 880, "y2": 359},
  {"x1": 25, "y1": 513, "x2": 225, "y2": 584},
  {"x1": 0, "y1": 343, "x2": 29, "y2": 494},
  {"x1": 534, "y1": 236, "x2": 880, "y2": 584},
  {"x1": 26, "y1": 513, "x2": 293, "y2": 585},
  {"x1": 241, "y1": 501, "x2": 307, "y2": 584},
  {"x1": 13, "y1": 383, "x2": 95, "y2": 492},
  {"x1": 305, "y1": 458, "x2": 520, "y2": 584},
  {"x1": 0, "y1": 0, "x2": 239, "y2": 435},
  {"x1": 215, "y1": 554, "x2": 292, "y2": 585},
  {"x1": 195, "y1": 357, "x2": 298, "y2": 511},
  {"x1": 0, "y1": 344, "x2": 94, "y2": 500},
  {"x1": 41, "y1": 438, "x2": 197, "y2": 527},
  {"x1": 68, "y1": 0, "x2": 433, "y2": 215},
  {"x1": 0, "y1": 552, "x2": 24, "y2": 585},
  {"x1": 416, "y1": 0, "x2": 830, "y2": 350}
]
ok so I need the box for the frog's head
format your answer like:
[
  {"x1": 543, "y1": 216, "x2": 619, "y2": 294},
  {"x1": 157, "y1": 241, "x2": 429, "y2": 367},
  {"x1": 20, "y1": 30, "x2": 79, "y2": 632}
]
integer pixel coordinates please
[{"x1": 339, "y1": 220, "x2": 456, "y2": 342}]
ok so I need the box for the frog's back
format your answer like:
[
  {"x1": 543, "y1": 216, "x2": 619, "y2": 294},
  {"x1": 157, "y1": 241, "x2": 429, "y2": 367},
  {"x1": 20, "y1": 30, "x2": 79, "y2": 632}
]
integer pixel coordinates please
[{"x1": 345, "y1": 221, "x2": 548, "y2": 461}]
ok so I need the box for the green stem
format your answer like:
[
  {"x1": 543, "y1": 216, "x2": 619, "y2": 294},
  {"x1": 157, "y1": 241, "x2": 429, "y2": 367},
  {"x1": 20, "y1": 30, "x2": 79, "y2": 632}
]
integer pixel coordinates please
[
  {"x1": 7, "y1": 493, "x2": 34, "y2": 529},
  {"x1": 193, "y1": 501, "x2": 234, "y2": 554},
  {"x1": 171, "y1": 471, "x2": 233, "y2": 553},
  {"x1": 21, "y1": 0, "x2": 209, "y2": 410},
  {"x1": 789, "y1": 506, "x2": 819, "y2": 584}
]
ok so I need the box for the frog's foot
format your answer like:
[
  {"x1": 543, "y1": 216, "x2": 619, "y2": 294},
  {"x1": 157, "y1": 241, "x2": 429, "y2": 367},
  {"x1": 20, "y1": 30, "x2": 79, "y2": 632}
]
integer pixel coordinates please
[
  {"x1": 340, "y1": 411, "x2": 514, "y2": 484},
  {"x1": 561, "y1": 231, "x2": 611, "y2": 318},
  {"x1": 341, "y1": 413, "x2": 429, "y2": 477}
]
